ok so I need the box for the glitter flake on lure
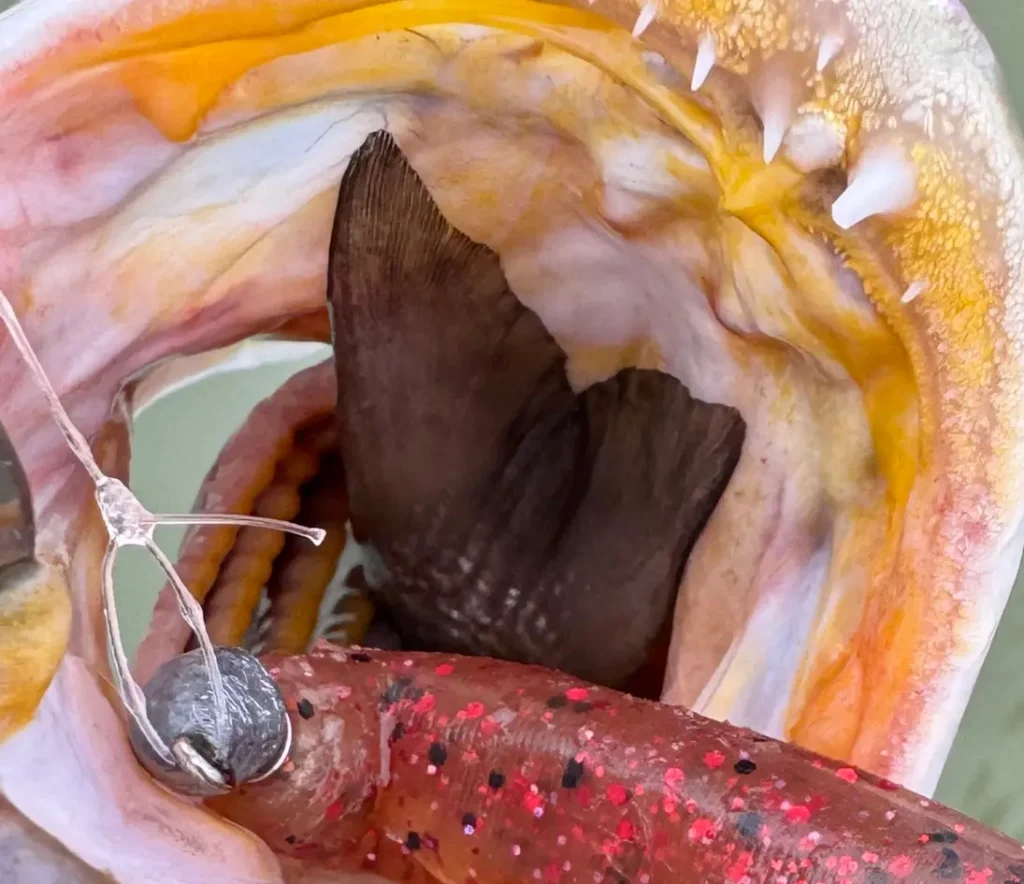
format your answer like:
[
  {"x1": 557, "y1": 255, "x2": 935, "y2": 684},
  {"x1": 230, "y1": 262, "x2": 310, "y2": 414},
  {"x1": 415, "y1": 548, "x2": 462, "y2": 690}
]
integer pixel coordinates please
[{"x1": 210, "y1": 644, "x2": 1024, "y2": 884}]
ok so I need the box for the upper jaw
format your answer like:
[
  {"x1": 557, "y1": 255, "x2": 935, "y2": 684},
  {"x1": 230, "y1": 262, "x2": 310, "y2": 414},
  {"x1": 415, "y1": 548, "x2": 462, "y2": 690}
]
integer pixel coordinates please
[{"x1": 0, "y1": 1, "x2": 1021, "y2": 873}]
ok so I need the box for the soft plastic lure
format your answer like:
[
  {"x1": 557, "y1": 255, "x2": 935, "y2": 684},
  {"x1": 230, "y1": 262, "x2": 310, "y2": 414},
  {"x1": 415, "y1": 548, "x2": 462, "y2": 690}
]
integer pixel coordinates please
[{"x1": 212, "y1": 642, "x2": 1024, "y2": 884}]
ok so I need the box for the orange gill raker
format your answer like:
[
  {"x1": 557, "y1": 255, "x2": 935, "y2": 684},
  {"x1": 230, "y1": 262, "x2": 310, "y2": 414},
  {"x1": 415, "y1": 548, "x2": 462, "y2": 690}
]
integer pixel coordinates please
[{"x1": 0, "y1": 287, "x2": 326, "y2": 792}]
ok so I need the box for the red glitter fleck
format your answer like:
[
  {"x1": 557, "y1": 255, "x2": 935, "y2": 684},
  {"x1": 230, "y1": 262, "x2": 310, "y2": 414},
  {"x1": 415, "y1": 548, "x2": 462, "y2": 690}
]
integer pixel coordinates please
[
  {"x1": 862, "y1": 852, "x2": 879, "y2": 863},
  {"x1": 785, "y1": 805, "x2": 811, "y2": 824},
  {"x1": 566, "y1": 687, "x2": 590, "y2": 701},
  {"x1": 835, "y1": 767, "x2": 858, "y2": 784},
  {"x1": 725, "y1": 851, "x2": 753, "y2": 882},
  {"x1": 461, "y1": 702, "x2": 485, "y2": 719},
  {"x1": 887, "y1": 855, "x2": 916, "y2": 878},
  {"x1": 434, "y1": 663, "x2": 454, "y2": 676},
  {"x1": 837, "y1": 856, "x2": 858, "y2": 876},
  {"x1": 616, "y1": 819, "x2": 635, "y2": 841},
  {"x1": 325, "y1": 800, "x2": 343, "y2": 821},
  {"x1": 606, "y1": 784, "x2": 629, "y2": 807},
  {"x1": 544, "y1": 862, "x2": 562, "y2": 882},
  {"x1": 413, "y1": 693, "x2": 436, "y2": 714},
  {"x1": 663, "y1": 767, "x2": 685, "y2": 788},
  {"x1": 703, "y1": 750, "x2": 726, "y2": 770},
  {"x1": 523, "y1": 791, "x2": 546, "y2": 816},
  {"x1": 955, "y1": 824, "x2": 966, "y2": 834},
  {"x1": 336, "y1": 686, "x2": 352, "y2": 700},
  {"x1": 479, "y1": 717, "x2": 500, "y2": 736},
  {"x1": 966, "y1": 870, "x2": 993, "y2": 884},
  {"x1": 688, "y1": 818, "x2": 716, "y2": 842}
]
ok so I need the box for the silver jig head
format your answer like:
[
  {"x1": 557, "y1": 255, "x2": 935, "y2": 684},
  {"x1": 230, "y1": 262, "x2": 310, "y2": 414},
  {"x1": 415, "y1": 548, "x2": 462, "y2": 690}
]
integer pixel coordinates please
[{"x1": 130, "y1": 646, "x2": 291, "y2": 797}]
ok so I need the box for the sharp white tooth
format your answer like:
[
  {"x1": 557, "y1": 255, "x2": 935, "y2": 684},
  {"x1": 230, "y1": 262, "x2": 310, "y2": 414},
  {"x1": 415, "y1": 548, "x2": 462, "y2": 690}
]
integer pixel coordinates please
[
  {"x1": 816, "y1": 34, "x2": 843, "y2": 73},
  {"x1": 901, "y1": 281, "x2": 928, "y2": 304},
  {"x1": 632, "y1": 2, "x2": 655, "y2": 38},
  {"x1": 754, "y1": 67, "x2": 797, "y2": 164},
  {"x1": 831, "y1": 145, "x2": 918, "y2": 229},
  {"x1": 691, "y1": 32, "x2": 716, "y2": 90},
  {"x1": 762, "y1": 107, "x2": 789, "y2": 163}
]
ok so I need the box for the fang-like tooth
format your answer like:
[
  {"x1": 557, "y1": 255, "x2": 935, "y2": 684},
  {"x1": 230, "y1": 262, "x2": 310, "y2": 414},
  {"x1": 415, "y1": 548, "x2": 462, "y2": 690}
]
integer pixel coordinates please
[
  {"x1": 902, "y1": 280, "x2": 928, "y2": 304},
  {"x1": 754, "y1": 64, "x2": 798, "y2": 164},
  {"x1": 632, "y1": 3, "x2": 655, "y2": 38},
  {"x1": 816, "y1": 34, "x2": 843, "y2": 73},
  {"x1": 831, "y1": 144, "x2": 919, "y2": 229},
  {"x1": 762, "y1": 109, "x2": 788, "y2": 164},
  {"x1": 691, "y1": 32, "x2": 716, "y2": 90}
]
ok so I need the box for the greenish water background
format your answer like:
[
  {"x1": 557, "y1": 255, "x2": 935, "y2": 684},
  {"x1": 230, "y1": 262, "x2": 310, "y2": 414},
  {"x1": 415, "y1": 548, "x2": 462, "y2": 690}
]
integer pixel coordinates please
[{"x1": 18, "y1": 0, "x2": 1024, "y2": 840}]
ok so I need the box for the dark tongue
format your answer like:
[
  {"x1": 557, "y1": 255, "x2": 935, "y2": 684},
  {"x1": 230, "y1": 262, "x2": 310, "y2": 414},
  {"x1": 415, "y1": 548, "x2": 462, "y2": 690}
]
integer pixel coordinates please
[{"x1": 326, "y1": 130, "x2": 745, "y2": 692}]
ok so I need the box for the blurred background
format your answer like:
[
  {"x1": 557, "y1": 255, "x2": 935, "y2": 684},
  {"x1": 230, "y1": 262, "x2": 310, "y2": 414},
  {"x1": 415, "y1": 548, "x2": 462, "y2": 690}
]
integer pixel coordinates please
[{"x1": 44, "y1": 0, "x2": 1024, "y2": 842}]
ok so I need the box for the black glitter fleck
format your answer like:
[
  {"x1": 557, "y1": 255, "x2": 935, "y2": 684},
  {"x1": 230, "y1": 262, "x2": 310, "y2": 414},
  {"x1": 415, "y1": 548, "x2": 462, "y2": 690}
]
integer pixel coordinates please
[
  {"x1": 572, "y1": 701, "x2": 594, "y2": 713},
  {"x1": 735, "y1": 812, "x2": 762, "y2": 839},
  {"x1": 405, "y1": 832, "x2": 421, "y2": 851},
  {"x1": 296, "y1": 699, "x2": 315, "y2": 720},
  {"x1": 428, "y1": 742, "x2": 448, "y2": 767},
  {"x1": 390, "y1": 722, "x2": 406, "y2": 743},
  {"x1": 462, "y1": 812, "x2": 477, "y2": 830},
  {"x1": 734, "y1": 759, "x2": 757, "y2": 775},
  {"x1": 381, "y1": 676, "x2": 414, "y2": 707},
  {"x1": 561, "y1": 758, "x2": 585, "y2": 789},
  {"x1": 546, "y1": 695, "x2": 569, "y2": 709},
  {"x1": 350, "y1": 652, "x2": 372, "y2": 663},
  {"x1": 936, "y1": 848, "x2": 961, "y2": 879},
  {"x1": 606, "y1": 870, "x2": 628, "y2": 884},
  {"x1": 488, "y1": 770, "x2": 506, "y2": 790},
  {"x1": 929, "y1": 830, "x2": 959, "y2": 844},
  {"x1": 284, "y1": 835, "x2": 297, "y2": 845},
  {"x1": 864, "y1": 869, "x2": 891, "y2": 884}
]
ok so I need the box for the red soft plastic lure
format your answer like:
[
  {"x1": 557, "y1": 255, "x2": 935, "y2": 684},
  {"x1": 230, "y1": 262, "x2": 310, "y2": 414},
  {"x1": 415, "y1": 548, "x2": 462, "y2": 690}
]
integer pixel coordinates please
[{"x1": 209, "y1": 642, "x2": 1024, "y2": 884}]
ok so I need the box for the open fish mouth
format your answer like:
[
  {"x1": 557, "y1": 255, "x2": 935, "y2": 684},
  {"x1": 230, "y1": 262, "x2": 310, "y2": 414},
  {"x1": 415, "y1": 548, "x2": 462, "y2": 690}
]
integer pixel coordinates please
[{"x1": 1, "y1": 0, "x2": 1024, "y2": 879}]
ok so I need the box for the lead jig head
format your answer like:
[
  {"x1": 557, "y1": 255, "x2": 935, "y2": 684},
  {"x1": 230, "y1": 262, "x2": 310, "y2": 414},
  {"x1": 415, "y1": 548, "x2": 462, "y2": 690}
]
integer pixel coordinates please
[{"x1": 129, "y1": 646, "x2": 291, "y2": 797}]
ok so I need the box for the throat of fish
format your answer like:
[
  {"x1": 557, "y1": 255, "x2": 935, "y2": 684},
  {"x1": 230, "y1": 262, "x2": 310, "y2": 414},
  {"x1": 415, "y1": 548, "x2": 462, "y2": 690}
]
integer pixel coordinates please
[{"x1": 325, "y1": 131, "x2": 746, "y2": 695}]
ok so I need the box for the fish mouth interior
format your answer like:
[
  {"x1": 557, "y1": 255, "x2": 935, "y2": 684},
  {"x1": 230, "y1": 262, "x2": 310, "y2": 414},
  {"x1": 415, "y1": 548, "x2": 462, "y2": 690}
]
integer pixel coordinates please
[
  {"x1": 173, "y1": 127, "x2": 750, "y2": 704},
  {"x1": 134, "y1": 16, "x2": 912, "y2": 767},
  {"x1": 3, "y1": 0, "x2": 1022, "y2": 808}
]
